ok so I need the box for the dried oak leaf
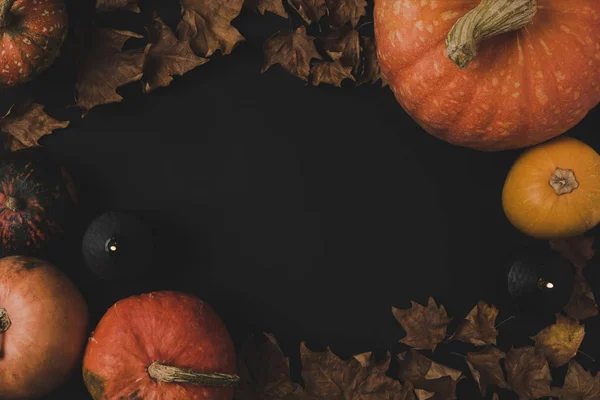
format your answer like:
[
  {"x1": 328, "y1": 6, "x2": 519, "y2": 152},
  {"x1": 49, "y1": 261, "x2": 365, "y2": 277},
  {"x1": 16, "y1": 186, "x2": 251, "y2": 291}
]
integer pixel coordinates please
[
  {"x1": 505, "y1": 347, "x2": 554, "y2": 400},
  {"x1": 96, "y1": 0, "x2": 140, "y2": 13},
  {"x1": 322, "y1": 28, "x2": 360, "y2": 72},
  {"x1": 465, "y1": 347, "x2": 509, "y2": 396},
  {"x1": 358, "y1": 36, "x2": 386, "y2": 86},
  {"x1": 564, "y1": 272, "x2": 599, "y2": 321},
  {"x1": 532, "y1": 314, "x2": 585, "y2": 367},
  {"x1": 397, "y1": 350, "x2": 463, "y2": 400},
  {"x1": 143, "y1": 18, "x2": 208, "y2": 93},
  {"x1": 75, "y1": 28, "x2": 145, "y2": 116},
  {"x1": 311, "y1": 61, "x2": 354, "y2": 87},
  {"x1": 454, "y1": 301, "x2": 499, "y2": 346},
  {"x1": 287, "y1": 0, "x2": 327, "y2": 25},
  {"x1": 177, "y1": 0, "x2": 245, "y2": 57},
  {"x1": 326, "y1": 0, "x2": 366, "y2": 27},
  {"x1": 553, "y1": 360, "x2": 600, "y2": 400},
  {"x1": 550, "y1": 235, "x2": 595, "y2": 269},
  {"x1": 1, "y1": 103, "x2": 69, "y2": 151},
  {"x1": 392, "y1": 297, "x2": 452, "y2": 351},
  {"x1": 301, "y1": 342, "x2": 407, "y2": 399},
  {"x1": 245, "y1": 0, "x2": 288, "y2": 19},
  {"x1": 262, "y1": 26, "x2": 322, "y2": 81}
]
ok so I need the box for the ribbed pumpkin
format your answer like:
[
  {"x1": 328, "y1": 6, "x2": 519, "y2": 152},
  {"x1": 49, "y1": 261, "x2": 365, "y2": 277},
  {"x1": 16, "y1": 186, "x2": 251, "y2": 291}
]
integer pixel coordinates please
[
  {"x1": 0, "y1": 0, "x2": 68, "y2": 87},
  {"x1": 374, "y1": 0, "x2": 600, "y2": 151}
]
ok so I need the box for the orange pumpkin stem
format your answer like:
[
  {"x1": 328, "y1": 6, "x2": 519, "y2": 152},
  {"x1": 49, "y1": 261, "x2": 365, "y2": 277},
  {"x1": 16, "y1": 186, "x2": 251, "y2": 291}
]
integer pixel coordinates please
[
  {"x1": 0, "y1": 308, "x2": 10, "y2": 333},
  {"x1": 4, "y1": 196, "x2": 20, "y2": 212},
  {"x1": 549, "y1": 168, "x2": 579, "y2": 196},
  {"x1": 445, "y1": 0, "x2": 537, "y2": 69},
  {"x1": 0, "y1": 0, "x2": 15, "y2": 28},
  {"x1": 147, "y1": 362, "x2": 240, "y2": 387}
]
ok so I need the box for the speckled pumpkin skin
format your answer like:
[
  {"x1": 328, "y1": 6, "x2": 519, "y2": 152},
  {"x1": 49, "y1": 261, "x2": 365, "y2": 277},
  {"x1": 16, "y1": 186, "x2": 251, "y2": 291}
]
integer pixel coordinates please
[
  {"x1": 374, "y1": 0, "x2": 600, "y2": 151},
  {"x1": 83, "y1": 291, "x2": 237, "y2": 400},
  {"x1": 0, "y1": 0, "x2": 68, "y2": 87}
]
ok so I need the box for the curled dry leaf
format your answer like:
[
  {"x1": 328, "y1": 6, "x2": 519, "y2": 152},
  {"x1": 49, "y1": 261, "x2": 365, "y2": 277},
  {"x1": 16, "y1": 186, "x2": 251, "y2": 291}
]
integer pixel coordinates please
[
  {"x1": 550, "y1": 235, "x2": 595, "y2": 269},
  {"x1": 465, "y1": 347, "x2": 509, "y2": 396},
  {"x1": 532, "y1": 314, "x2": 585, "y2": 367},
  {"x1": 287, "y1": 0, "x2": 327, "y2": 25},
  {"x1": 505, "y1": 347, "x2": 554, "y2": 400},
  {"x1": 1, "y1": 103, "x2": 69, "y2": 151},
  {"x1": 553, "y1": 360, "x2": 600, "y2": 400},
  {"x1": 177, "y1": 0, "x2": 245, "y2": 57},
  {"x1": 75, "y1": 28, "x2": 146, "y2": 116},
  {"x1": 564, "y1": 272, "x2": 599, "y2": 321},
  {"x1": 322, "y1": 28, "x2": 360, "y2": 72},
  {"x1": 454, "y1": 301, "x2": 499, "y2": 346},
  {"x1": 96, "y1": 0, "x2": 140, "y2": 13},
  {"x1": 358, "y1": 36, "x2": 387, "y2": 86},
  {"x1": 311, "y1": 61, "x2": 354, "y2": 87},
  {"x1": 326, "y1": 0, "x2": 366, "y2": 27},
  {"x1": 244, "y1": 0, "x2": 288, "y2": 19},
  {"x1": 262, "y1": 26, "x2": 322, "y2": 81},
  {"x1": 392, "y1": 297, "x2": 452, "y2": 351},
  {"x1": 397, "y1": 350, "x2": 463, "y2": 400},
  {"x1": 143, "y1": 18, "x2": 208, "y2": 93}
]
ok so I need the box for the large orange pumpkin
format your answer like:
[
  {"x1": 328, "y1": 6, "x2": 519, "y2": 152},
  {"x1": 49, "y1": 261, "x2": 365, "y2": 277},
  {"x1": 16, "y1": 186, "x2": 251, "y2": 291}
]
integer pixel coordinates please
[
  {"x1": 502, "y1": 136, "x2": 600, "y2": 239},
  {"x1": 374, "y1": 0, "x2": 600, "y2": 151}
]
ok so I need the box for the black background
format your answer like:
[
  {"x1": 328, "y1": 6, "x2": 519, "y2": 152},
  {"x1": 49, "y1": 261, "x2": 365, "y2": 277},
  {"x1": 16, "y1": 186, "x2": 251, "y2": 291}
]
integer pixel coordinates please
[{"x1": 5, "y1": 0, "x2": 600, "y2": 399}]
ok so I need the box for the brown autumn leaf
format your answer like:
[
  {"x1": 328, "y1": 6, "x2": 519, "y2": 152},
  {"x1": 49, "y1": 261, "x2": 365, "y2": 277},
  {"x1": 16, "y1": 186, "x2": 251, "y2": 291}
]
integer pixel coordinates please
[
  {"x1": 326, "y1": 0, "x2": 366, "y2": 27},
  {"x1": 301, "y1": 343, "x2": 407, "y2": 399},
  {"x1": 454, "y1": 301, "x2": 499, "y2": 346},
  {"x1": 553, "y1": 360, "x2": 600, "y2": 400},
  {"x1": 143, "y1": 18, "x2": 208, "y2": 93},
  {"x1": 397, "y1": 350, "x2": 463, "y2": 400},
  {"x1": 358, "y1": 36, "x2": 386, "y2": 86},
  {"x1": 262, "y1": 26, "x2": 322, "y2": 81},
  {"x1": 287, "y1": 0, "x2": 327, "y2": 25},
  {"x1": 1, "y1": 103, "x2": 69, "y2": 151},
  {"x1": 75, "y1": 28, "x2": 145, "y2": 116},
  {"x1": 392, "y1": 297, "x2": 452, "y2": 351},
  {"x1": 532, "y1": 314, "x2": 585, "y2": 367},
  {"x1": 177, "y1": 0, "x2": 245, "y2": 57},
  {"x1": 564, "y1": 271, "x2": 599, "y2": 320},
  {"x1": 96, "y1": 0, "x2": 140, "y2": 13},
  {"x1": 465, "y1": 347, "x2": 509, "y2": 396},
  {"x1": 311, "y1": 61, "x2": 354, "y2": 87},
  {"x1": 245, "y1": 0, "x2": 288, "y2": 18},
  {"x1": 322, "y1": 28, "x2": 360, "y2": 72},
  {"x1": 550, "y1": 235, "x2": 595, "y2": 269},
  {"x1": 505, "y1": 347, "x2": 554, "y2": 400}
]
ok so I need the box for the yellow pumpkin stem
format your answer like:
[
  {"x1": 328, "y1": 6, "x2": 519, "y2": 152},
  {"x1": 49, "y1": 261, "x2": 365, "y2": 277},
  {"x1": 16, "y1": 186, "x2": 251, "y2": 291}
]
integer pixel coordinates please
[
  {"x1": 147, "y1": 362, "x2": 240, "y2": 387},
  {"x1": 549, "y1": 168, "x2": 579, "y2": 195},
  {"x1": 0, "y1": 0, "x2": 15, "y2": 28},
  {"x1": 445, "y1": 0, "x2": 537, "y2": 69}
]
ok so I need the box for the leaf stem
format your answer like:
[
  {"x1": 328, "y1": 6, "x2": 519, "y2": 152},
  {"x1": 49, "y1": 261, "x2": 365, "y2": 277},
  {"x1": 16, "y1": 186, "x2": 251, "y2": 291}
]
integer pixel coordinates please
[
  {"x1": 450, "y1": 352, "x2": 466, "y2": 359},
  {"x1": 578, "y1": 350, "x2": 596, "y2": 363},
  {"x1": 495, "y1": 316, "x2": 516, "y2": 329}
]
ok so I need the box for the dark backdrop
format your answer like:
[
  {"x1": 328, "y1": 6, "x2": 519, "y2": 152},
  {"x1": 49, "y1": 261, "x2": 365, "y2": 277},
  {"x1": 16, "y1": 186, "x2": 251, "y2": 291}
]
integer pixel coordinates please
[{"x1": 7, "y1": 1, "x2": 600, "y2": 399}]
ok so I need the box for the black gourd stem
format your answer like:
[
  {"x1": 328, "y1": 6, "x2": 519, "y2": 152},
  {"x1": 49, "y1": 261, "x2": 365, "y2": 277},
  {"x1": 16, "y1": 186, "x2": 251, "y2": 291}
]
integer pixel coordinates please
[
  {"x1": 0, "y1": 0, "x2": 15, "y2": 28},
  {"x1": 147, "y1": 362, "x2": 240, "y2": 387}
]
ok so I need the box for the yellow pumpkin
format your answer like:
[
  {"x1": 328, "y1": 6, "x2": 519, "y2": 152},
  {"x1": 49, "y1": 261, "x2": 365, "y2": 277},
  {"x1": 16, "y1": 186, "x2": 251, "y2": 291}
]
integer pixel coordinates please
[{"x1": 502, "y1": 137, "x2": 600, "y2": 239}]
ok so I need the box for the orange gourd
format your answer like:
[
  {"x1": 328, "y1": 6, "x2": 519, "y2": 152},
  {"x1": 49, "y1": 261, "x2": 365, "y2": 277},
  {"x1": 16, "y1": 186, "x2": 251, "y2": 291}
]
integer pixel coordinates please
[
  {"x1": 374, "y1": 0, "x2": 600, "y2": 151},
  {"x1": 502, "y1": 136, "x2": 600, "y2": 239}
]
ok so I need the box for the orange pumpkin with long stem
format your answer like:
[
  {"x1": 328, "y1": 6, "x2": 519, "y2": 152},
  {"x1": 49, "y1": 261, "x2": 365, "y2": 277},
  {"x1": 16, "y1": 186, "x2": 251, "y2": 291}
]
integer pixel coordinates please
[
  {"x1": 374, "y1": 0, "x2": 600, "y2": 151},
  {"x1": 502, "y1": 136, "x2": 600, "y2": 239}
]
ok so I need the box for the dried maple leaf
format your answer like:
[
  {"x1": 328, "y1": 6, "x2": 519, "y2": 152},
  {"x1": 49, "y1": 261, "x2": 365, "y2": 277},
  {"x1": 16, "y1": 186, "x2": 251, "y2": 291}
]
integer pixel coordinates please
[
  {"x1": 262, "y1": 26, "x2": 322, "y2": 81},
  {"x1": 397, "y1": 350, "x2": 463, "y2": 400},
  {"x1": 465, "y1": 347, "x2": 509, "y2": 396},
  {"x1": 1, "y1": 103, "x2": 69, "y2": 151},
  {"x1": 311, "y1": 61, "x2": 354, "y2": 87},
  {"x1": 505, "y1": 347, "x2": 554, "y2": 400},
  {"x1": 532, "y1": 314, "x2": 585, "y2": 367},
  {"x1": 550, "y1": 235, "x2": 595, "y2": 269},
  {"x1": 454, "y1": 301, "x2": 499, "y2": 346},
  {"x1": 553, "y1": 360, "x2": 600, "y2": 400},
  {"x1": 358, "y1": 36, "x2": 386, "y2": 86},
  {"x1": 287, "y1": 0, "x2": 327, "y2": 25},
  {"x1": 326, "y1": 0, "x2": 366, "y2": 27},
  {"x1": 75, "y1": 28, "x2": 145, "y2": 116},
  {"x1": 177, "y1": 0, "x2": 245, "y2": 57},
  {"x1": 245, "y1": 0, "x2": 288, "y2": 18},
  {"x1": 143, "y1": 18, "x2": 208, "y2": 93},
  {"x1": 322, "y1": 28, "x2": 360, "y2": 72},
  {"x1": 301, "y1": 343, "x2": 406, "y2": 399},
  {"x1": 96, "y1": 0, "x2": 140, "y2": 13},
  {"x1": 392, "y1": 297, "x2": 452, "y2": 351},
  {"x1": 564, "y1": 272, "x2": 599, "y2": 321}
]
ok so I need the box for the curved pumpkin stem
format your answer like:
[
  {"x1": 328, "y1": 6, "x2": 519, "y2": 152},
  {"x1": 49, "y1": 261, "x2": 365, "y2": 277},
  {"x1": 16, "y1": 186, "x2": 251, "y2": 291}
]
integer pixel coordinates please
[
  {"x1": 0, "y1": 0, "x2": 15, "y2": 28},
  {"x1": 445, "y1": 0, "x2": 537, "y2": 69},
  {"x1": 147, "y1": 362, "x2": 240, "y2": 387}
]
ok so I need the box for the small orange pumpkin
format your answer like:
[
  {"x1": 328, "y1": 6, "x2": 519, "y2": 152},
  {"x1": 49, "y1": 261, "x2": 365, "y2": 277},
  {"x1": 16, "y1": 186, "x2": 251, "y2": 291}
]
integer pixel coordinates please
[{"x1": 502, "y1": 136, "x2": 600, "y2": 239}]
